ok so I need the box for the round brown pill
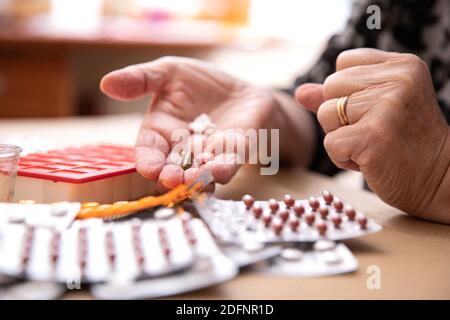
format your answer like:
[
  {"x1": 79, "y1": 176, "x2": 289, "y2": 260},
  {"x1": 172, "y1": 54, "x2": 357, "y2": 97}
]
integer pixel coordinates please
[
  {"x1": 345, "y1": 206, "x2": 356, "y2": 221},
  {"x1": 305, "y1": 212, "x2": 315, "y2": 225},
  {"x1": 331, "y1": 214, "x2": 342, "y2": 228},
  {"x1": 316, "y1": 221, "x2": 327, "y2": 236},
  {"x1": 357, "y1": 215, "x2": 368, "y2": 229},
  {"x1": 345, "y1": 205, "x2": 356, "y2": 221},
  {"x1": 252, "y1": 205, "x2": 263, "y2": 218},
  {"x1": 262, "y1": 214, "x2": 272, "y2": 227},
  {"x1": 283, "y1": 194, "x2": 295, "y2": 208},
  {"x1": 319, "y1": 207, "x2": 329, "y2": 219},
  {"x1": 322, "y1": 190, "x2": 333, "y2": 204},
  {"x1": 273, "y1": 221, "x2": 284, "y2": 235},
  {"x1": 289, "y1": 218, "x2": 300, "y2": 231},
  {"x1": 293, "y1": 204, "x2": 305, "y2": 217},
  {"x1": 309, "y1": 197, "x2": 320, "y2": 210},
  {"x1": 268, "y1": 199, "x2": 279, "y2": 213},
  {"x1": 242, "y1": 194, "x2": 254, "y2": 209},
  {"x1": 279, "y1": 209, "x2": 290, "y2": 222},
  {"x1": 333, "y1": 200, "x2": 344, "y2": 212}
]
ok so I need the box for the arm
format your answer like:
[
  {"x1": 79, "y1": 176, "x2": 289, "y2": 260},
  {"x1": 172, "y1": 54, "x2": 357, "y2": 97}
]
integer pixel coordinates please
[
  {"x1": 270, "y1": 91, "x2": 317, "y2": 167},
  {"x1": 281, "y1": 0, "x2": 382, "y2": 175},
  {"x1": 299, "y1": 48, "x2": 450, "y2": 224},
  {"x1": 287, "y1": 0, "x2": 449, "y2": 177}
]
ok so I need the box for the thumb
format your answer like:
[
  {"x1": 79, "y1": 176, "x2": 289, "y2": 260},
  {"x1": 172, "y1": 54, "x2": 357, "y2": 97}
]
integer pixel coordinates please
[
  {"x1": 295, "y1": 83, "x2": 325, "y2": 113},
  {"x1": 100, "y1": 60, "x2": 171, "y2": 101}
]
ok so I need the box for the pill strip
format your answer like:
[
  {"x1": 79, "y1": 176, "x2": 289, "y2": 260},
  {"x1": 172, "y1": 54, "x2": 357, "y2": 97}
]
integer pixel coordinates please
[
  {"x1": 0, "y1": 217, "x2": 203, "y2": 283},
  {"x1": 195, "y1": 191, "x2": 382, "y2": 244}
]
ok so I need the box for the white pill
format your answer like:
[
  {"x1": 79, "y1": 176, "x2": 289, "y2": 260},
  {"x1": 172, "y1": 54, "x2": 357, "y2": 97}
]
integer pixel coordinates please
[
  {"x1": 50, "y1": 207, "x2": 67, "y2": 217},
  {"x1": 313, "y1": 240, "x2": 336, "y2": 252},
  {"x1": 321, "y1": 251, "x2": 341, "y2": 265},
  {"x1": 154, "y1": 208, "x2": 175, "y2": 220},
  {"x1": 242, "y1": 240, "x2": 264, "y2": 252},
  {"x1": 280, "y1": 248, "x2": 303, "y2": 261}
]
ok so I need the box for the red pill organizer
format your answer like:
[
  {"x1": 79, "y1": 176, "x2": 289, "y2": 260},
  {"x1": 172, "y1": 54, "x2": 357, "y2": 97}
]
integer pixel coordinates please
[{"x1": 15, "y1": 145, "x2": 154, "y2": 203}]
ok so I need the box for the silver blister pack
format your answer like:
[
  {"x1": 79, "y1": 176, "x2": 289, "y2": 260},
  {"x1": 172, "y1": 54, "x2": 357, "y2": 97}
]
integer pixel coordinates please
[
  {"x1": 91, "y1": 218, "x2": 238, "y2": 299},
  {"x1": 0, "y1": 217, "x2": 217, "y2": 284},
  {"x1": 194, "y1": 192, "x2": 382, "y2": 245}
]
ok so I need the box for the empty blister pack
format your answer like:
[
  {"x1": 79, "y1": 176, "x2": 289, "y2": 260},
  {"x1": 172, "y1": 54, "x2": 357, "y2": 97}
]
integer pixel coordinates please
[
  {"x1": 0, "y1": 217, "x2": 208, "y2": 284},
  {"x1": 221, "y1": 244, "x2": 282, "y2": 268},
  {"x1": 91, "y1": 218, "x2": 238, "y2": 299},
  {"x1": 251, "y1": 241, "x2": 358, "y2": 277},
  {"x1": 194, "y1": 191, "x2": 382, "y2": 245},
  {"x1": 0, "y1": 202, "x2": 81, "y2": 230}
]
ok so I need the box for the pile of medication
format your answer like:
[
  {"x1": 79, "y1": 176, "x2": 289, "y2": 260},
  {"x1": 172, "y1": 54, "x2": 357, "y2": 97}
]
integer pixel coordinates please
[
  {"x1": 0, "y1": 191, "x2": 381, "y2": 299},
  {"x1": 194, "y1": 191, "x2": 382, "y2": 244}
]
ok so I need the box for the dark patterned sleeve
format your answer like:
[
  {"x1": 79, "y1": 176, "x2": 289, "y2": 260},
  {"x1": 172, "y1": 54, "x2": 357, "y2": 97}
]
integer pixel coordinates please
[{"x1": 284, "y1": 0, "x2": 450, "y2": 176}]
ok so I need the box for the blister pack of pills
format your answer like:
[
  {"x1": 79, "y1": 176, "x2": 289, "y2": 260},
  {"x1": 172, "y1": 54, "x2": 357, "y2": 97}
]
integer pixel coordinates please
[
  {"x1": 0, "y1": 216, "x2": 229, "y2": 285},
  {"x1": 221, "y1": 244, "x2": 282, "y2": 268},
  {"x1": 251, "y1": 241, "x2": 358, "y2": 277},
  {"x1": 90, "y1": 217, "x2": 238, "y2": 299},
  {"x1": 194, "y1": 191, "x2": 382, "y2": 245},
  {"x1": 0, "y1": 202, "x2": 80, "y2": 230}
]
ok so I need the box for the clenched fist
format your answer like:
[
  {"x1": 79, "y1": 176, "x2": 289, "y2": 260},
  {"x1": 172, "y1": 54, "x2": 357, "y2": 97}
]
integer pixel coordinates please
[{"x1": 297, "y1": 48, "x2": 450, "y2": 224}]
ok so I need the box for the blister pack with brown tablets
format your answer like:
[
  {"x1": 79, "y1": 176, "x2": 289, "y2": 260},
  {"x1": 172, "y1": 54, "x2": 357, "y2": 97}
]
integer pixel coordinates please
[{"x1": 194, "y1": 191, "x2": 382, "y2": 245}]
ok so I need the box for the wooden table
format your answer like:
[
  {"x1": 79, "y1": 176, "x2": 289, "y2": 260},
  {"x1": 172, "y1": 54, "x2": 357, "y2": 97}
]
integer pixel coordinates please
[
  {"x1": 1, "y1": 115, "x2": 448, "y2": 299},
  {"x1": 63, "y1": 166, "x2": 450, "y2": 300},
  {"x1": 201, "y1": 167, "x2": 450, "y2": 299}
]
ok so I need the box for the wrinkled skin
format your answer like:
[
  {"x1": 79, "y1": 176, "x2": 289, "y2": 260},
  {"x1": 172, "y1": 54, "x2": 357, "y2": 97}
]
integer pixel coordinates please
[
  {"x1": 296, "y1": 48, "x2": 450, "y2": 223},
  {"x1": 101, "y1": 57, "x2": 277, "y2": 192},
  {"x1": 101, "y1": 49, "x2": 450, "y2": 224}
]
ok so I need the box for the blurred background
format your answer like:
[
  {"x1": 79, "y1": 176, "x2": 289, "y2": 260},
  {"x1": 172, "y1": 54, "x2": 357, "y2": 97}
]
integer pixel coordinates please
[{"x1": 0, "y1": 0, "x2": 352, "y2": 118}]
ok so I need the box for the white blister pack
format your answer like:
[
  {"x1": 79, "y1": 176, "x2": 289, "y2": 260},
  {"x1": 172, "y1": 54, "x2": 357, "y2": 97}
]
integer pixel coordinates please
[
  {"x1": 91, "y1": 218, "x2": 238, "y2": 299},
  {"x1": 0, "y1": 217, "x2": 210, "y2": 284},
  {"x1": 0, "y1": 202, "x2": 80, "y2": 230},
  {"x1": 221, "y1": 244, "x2": 282, "y2": 268},
  {"x1": 251, "y1": 241, "x2": 358, "y2": 277},
  {"x1": 195, "y1": 191, "x2": 382, "y2": 245}
]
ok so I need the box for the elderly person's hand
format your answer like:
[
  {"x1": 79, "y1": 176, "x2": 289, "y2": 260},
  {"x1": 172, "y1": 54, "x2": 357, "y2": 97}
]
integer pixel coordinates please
[
  {"x1": 100, "y1": 57, "x2": 280, "y2": 192},
  {"x1": 297, "y1": 48, "x2": 450, "y2": 224}
]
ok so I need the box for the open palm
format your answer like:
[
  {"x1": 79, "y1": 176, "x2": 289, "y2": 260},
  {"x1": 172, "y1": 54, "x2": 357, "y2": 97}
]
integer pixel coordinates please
[{"x1": 101, "y1": 57, "x2": 276, "y2": 191}]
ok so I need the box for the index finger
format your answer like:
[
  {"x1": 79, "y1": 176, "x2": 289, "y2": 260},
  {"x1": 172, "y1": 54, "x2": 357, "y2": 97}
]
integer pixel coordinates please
[{"x1": 336, "y1": 48, "x2": 397, "y2": 71}]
